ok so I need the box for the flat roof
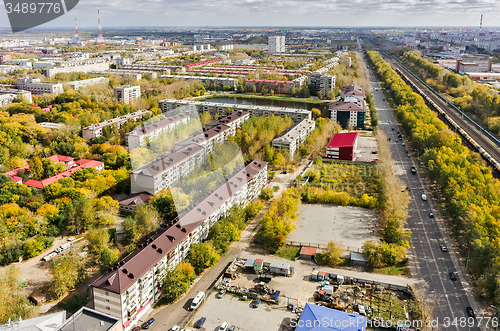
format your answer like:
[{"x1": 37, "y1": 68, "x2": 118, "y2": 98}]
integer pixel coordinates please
[
  {"x1": 59, "y1": 307, "x2": 120, "y2": 331},
  {"x1": 326, "y1": 132, "x2": 359, "y2": 149}
]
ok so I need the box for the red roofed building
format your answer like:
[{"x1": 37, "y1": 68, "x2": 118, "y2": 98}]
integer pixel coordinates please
[
  {"x1": 245, "y1": 79, "x2": 299, "y2": 94},
  {"x1": 326, "y1": 132, "x2": 359, "y2": 161},
  {"x1": 2, "y1": 155, "x2": 104, "y2": 189}
]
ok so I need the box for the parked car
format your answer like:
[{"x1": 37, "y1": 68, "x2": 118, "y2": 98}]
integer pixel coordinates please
[
  {"x1": 131, "y1": 327, "x2": 141, "y2": 331},
  {"x1": 142, "y1": 318, "x2": 155, "y2": 329},
  {"x1": 429, "y1": 212, "x2": 434, "y2": 218},
  {"x1": 251, "y1": 298, "x2": 261, "y2": 308},
  {"x1": 371, "y1": 159, "x2": 379, "y2": 163},
  {"x1": 407, "y1": 154, "x2": 410, "y2": 158},
  {"x1": 219, "y1": 322, "x2": 228, "y2": 331},
  {"x1": 410, "y1": 166, "x2": 417, "y2": 174},
  {"x1": 195, "y1": 317, "x2": 206, "y2": 328},
  {"x1": 228, "y1": 326, "x2": 236, "y2": 331},
  {"x1": 216, "y1": 289, "x2": 226, "y2": 299},
  {"x1": 392, "y1": 127, "x2": 395, "y2": 130},
  {"x1": 449, "y1": 272, "x2": 457, "y2": 281},
  {"x1": 169, "y1": 326, "x2": 180, "y2": 331},
  {"x1": 440, "y1": 244, "x2": 448, "y2": 252},
  {"x1": 466, "y1": 306, "x2": 475, "y2": 318},
  {"x1": 281, "y1": 171, "x2": 288, "y2": 174},
  {"x1": 421, "y1": 194, "x2": 427, "y2": 201},
  {"x1": 371, "y1": 150, "x2": 378, "y2": 154},
  {"x1": 402, "y1": 142, "x2": 405, "y2": 146}
]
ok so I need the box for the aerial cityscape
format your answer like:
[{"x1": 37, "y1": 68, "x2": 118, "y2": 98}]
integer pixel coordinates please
[{"x1": 1, "y1": 1, "x2": 500, "y2": 331}]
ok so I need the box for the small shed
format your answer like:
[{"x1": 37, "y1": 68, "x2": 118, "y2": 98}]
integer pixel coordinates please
[
  {"x1": 254, "y1": 259, "x2": 264, "y2": 273},
  {"x1": 269, "y1": 261, "x2": 291, "y2": 276},
  {"x1": 350, "y1": 252, "x2": 368, "y2": 266},
  {"x1": 299, "y1": 246, "x2": 317, "y2": 259},
  {"x1": 244, "y1": 258, "x2": 255, "y2": 269}
]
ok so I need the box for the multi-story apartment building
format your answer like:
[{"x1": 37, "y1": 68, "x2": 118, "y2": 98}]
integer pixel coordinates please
[
  {"x1": 114, "y1": 85, "x2": 141, "y2": 104},
  {"x1": 272, "y1": 119, "x2": 316, "y2": 158},
  {"x1": 43, "y1": 61, "x2": 110, "y2": 78},
  {"x1": 126, "y1": 113, "x2": 190, "y2": 150},
  {"x1": 268, "y1": 36, "x2": 286, "y2": 53},
  {"x1": 16, "y1": 77, "x2": 63, "y2": 95},
  {"x1": 82, "y1": 109, "x2": 152, "y2": 141},
  {"x1": 340, "y1": 85, "x2": 365, "y2": 102},
  {"x1": 330, "y1": 99, "x2": 367, "y2": 129},
  {"x1": 158, "y1": 99, "x2": 311, "y2": 122},
  {"x1": 0, "y1": 88, "x2": 31, "y2": 105},
  {"x1": 308, "y1": 72, "x2": 335, "y2": 96},
  {"x1": 130, "y1": 111, "x2": 250, "y2": 194},
  {"x1": 120, "y1": 64, "x2": 179, "y2": 74},
  {"x1": 159, "y1": 75, "x2": 237, "y2": 90},
  {"x1": 115, "y1": 58, "x2": 132, "y2": 67},
  {"x1": 90, "y1": 160, "x2": 268, "y2": 330},
  {"x1": 68, "y1": 77, "x2": 109, "y2": 91},
  {"x1": 130, "y1": 143, "x2": 207, "y2": 194}
]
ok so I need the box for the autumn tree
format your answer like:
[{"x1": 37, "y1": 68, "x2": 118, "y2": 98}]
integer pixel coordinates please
[
  {"x1": 316, "y1": 241, "x2": 344, "y2": 266},
  {"x1": 188, "y1": 242, "x2": 220, "y2": 274},
  {"x1": 85, "y1": 228, "x2": 110, "y2": 261},
  {"x1": 0, "y1": 266, "x2": 35, "y2": 324},
  {"x1": 134, "y1": 205, "x2": 160, "y2": 238},
  {"x1": 50, "y1": 252, "x2": 87, "y2": 298}
]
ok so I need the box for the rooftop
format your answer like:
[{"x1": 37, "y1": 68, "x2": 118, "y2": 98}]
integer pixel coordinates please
[
  {"x1": 329, "y1": 100, "x2": 366, "y2": 112},
  {"x1": 58, "y1": 307, "x2": 120, "y2": 331},
  {"x1": 326, "y1": 132, "x2": 359, "y2": 149}
]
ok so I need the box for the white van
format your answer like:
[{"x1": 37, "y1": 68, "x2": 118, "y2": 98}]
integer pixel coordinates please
[
  {"x1": 421, "y1": 194, "x2": 427, "y2": 201},
  {"x1": 189, "y1": 291, "x2": 205, "y2": 310}
]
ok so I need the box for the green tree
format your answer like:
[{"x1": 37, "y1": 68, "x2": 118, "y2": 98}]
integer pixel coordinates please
[
  {"x1": 134, "y1": 205, "x2": 160, "y2": 237},
  {"x1": 317, "y1": 91, "x2": 323, "y2": 99},
  {"x1": 0, "y1": 266, "x2": 35, "y2": 324},
  {"x1": 311, "y1": 108, "x2": 321, "y2": 119},
  {"x1": 316, "y1": 241, "x2": 344, "y2": 266},
  {"x1": 50, "y1": 252, "x2": 87, "y2": 298},
  {"x1": 188, "y1": 242, "x2": 220, "y2": 274},
  {"x1": 99, "y1": 247, "x2": 120, "y2": 271},
  {"x1": 122, "y1": 216, "x2": 140, "y2": 245},
  {"x1": 29, "y1": 157, "x2": 44, "y2": 180},
  {"x1": 160, "y1": 262, "x2": 196, "y2": 303},
  {"x1": 85, "y1": 228, "x2": 110, "y2": 261}
]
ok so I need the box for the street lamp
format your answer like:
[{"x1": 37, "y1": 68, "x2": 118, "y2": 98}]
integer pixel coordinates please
[{"x1": 491, "y1": 305, "x2": 499, "y2": 331}]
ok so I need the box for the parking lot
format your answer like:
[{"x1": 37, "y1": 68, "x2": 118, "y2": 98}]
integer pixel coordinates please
[
  {"x1": 190, "y1": 292, "x2": 297, "y2": 331},
  {"x1": 287, "y1": 204, "x2": 379, "y2": 250},
  {"x1": 354, "y1": 135, "x2": 378, "y2": 162}
]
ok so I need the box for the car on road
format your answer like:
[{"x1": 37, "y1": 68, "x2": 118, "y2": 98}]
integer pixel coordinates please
[
  {"x1": 440, "y1": 244, "x2": 448, "y2": 252},
  {"x1": 219, "y1": 322, "x2": 229, "y2": 331},
  {"x1": 407, "y1": 154, "x2": 410, "y2": 158},
  {"x1": 392, "y1": 127, "x2": 395, "y2": 130},
  {"x1": 169, "y1": 327, "x2": 180, "y2": 331},
  {"x1": 421, "y1": 194, "x2": 427, "y2": 201},
  {"x1": 411, "y1": 166, "x2": 417, "y2": 174},
  {"x1": 216, "y1": 289, "x2": 226, "y2": 298},
  {"x1": 195, "y1": 317, "x2": 206, "y2": 328},
  {"x1": 449, "y1": 272, "x2": 457, "y2": 281},
  {"x1": 228, "y1": 326, "x2": 236, "y2": 331},
  {"x1": 132, "y1": 327, "x2": 141, "y2": 331},
  {"x1": 371, "y1": 150, "x2": 378, "y2": 154},
  {"x1": 142, "y1": 318, "x2": 155, "y2": 329},
  {"x1": 251, "y1": 298, "x2": 261, "y2": 308},
  {"x1": 429, "y1": 212, "x2": 434, "y2": 218},
  {"x1": 371, "y1": 159, "x2": 379, "y2": 163},
  {"x1": 466, "y1": 306, "x2": 475, "y2": 318},
  {"x1": 383, "y1": 98, "x2": 386, "y2": 101},
  {"x1": 402, "y1": 142, "x2": 405, "y2": 146},
  {"x1": 281, "y1": 171, "x2": 288, "y2": 174}
]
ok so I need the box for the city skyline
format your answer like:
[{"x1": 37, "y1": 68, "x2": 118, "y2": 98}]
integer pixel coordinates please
[{"x1": 1, "y1": 0, "x2": 500, "y2": 31}]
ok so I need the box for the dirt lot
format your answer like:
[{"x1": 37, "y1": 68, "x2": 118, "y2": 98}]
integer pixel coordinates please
[
  {"x1": 287, "y1": 204, "x2": 379, "y2": 251},
  {"x1": 355, "y1": 135, "x2": 378, "y2": 162}
]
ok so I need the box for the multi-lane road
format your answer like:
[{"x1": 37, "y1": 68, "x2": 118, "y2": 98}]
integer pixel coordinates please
[{"x1": 363, "y1": 51, "x2": 483, "y2": 330}]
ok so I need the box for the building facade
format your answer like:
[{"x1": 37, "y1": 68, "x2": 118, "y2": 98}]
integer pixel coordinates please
[
  {"x1": 159, "y1": 74, "x2": 237, "y2": 90},
  {"x1": 158, "y1": 99, "x2": 311, "y2": 122},
  {"x1": 308, "y1": 72, "x2": 335, "y2": 96},
  {"x1": 340, "y1": 85, "x2": 365, "y2": 101},
  {"x1": 456, "y1": 58, "x2": 492, "y2": 74},
  {"x1": 126, "y1": 113, "x2": 190, "y2": 150},
  {"x1": 69, "y1": 77, "x2": 109, "y2": 91},
  {"x1": 272, "y1": 119, "x2": 316, "y2": 158},
  {"x1": 114, "y1": 85, "x2": 141, "y2": 104},
  {"x1": 268, "y1": 36, "x2": 286, "y2": 53},
  {"x1": 0, "y1": 88, "x2": 32, "y2": 103},
  {"x1": 245, "y1": 79, "x2": 298, "y2": 94},
  {"x1": 326, "y1": 132, "x2": 359, "y2": 161},
  {"x1": 82, "y1": 109, "x2": 152, "y2": 141},
  {"x1": 16, "y1": 77, "x2": 63, "y2": 95},
  {"x1": 329, "y1": 100, "x2": 366, "y2": 129},
  {"x1": 91, "y1": 160, "x2": 268, "y2": 330}
]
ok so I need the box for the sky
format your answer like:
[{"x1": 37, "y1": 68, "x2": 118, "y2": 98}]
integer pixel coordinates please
[{"x1": 1, "y1": 0, "x2": 500, "y2": 31}]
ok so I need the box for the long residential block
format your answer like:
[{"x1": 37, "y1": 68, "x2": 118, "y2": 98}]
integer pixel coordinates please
[
  {"x1": 82, "y1": 109, "x2": 152, "y2": 141},
  {"x1": 272, "y1": 119, "x2": 316, "y2": 158},
  {"x1": 159, "y1": 74, "x2": 237, "y2": 90},
  {"x1": 91, "y1": 160, "x2": 268, "y2": 330},
  {"x1": 126, "y1": 113, "x2": 190, "y2": 150},
  {"x1": 68, "y1": 77, "x2": 109, "y2": 91},
  {"x1": 158, "y1": 99, "x2": 311, "y2": 122},
  {"x1": 16, "y1": 77, "x2": 63, "y2": 95}
]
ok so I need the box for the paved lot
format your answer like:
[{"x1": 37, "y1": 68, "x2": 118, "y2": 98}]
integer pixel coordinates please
[
  {"x1": 287, "y1": 204, "x2": 379, "y2": 250},
  {"x1": 355, "y1": 135, "x2": 378, "y2": 162},
  {"x1": 191, "y1": 293, "x2": 297, "y2": 331}
]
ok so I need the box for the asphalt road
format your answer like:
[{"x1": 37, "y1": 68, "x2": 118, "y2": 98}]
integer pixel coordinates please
[{"x1": 364, "y1": 54, "x2": 483, "y2": 330}]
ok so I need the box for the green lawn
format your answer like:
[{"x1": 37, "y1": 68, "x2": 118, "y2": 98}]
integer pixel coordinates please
[{"x1": 275, "y1": 246, "x2": 300, "y2": 261}]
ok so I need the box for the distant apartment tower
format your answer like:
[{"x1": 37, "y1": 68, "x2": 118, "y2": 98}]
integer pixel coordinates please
[
  {"x1": 16, "y1": 77, "x2": 63, "y2": 95},
  {"x1": 68, "y1": 77, "x2": 109, "y2": 91},
  {"x1": 308, "y1": 72, "x2": 335, "y2": 96},
  {"x1": 116, "y1": 58, "x2": 132, "y2": 67},
  {"x1": 268, "y1": 36, "x2": 286, "y2": 53},
  {"x1": 114, "y1": 85, "x2": 140, "y2": 104}
]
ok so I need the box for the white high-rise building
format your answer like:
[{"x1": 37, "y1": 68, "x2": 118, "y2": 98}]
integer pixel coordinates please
[
  {"x1": 114, "y1": 85, "x2": 141, "y2": 104},
  {"x1": 268, "y1": 36, "x2": 285, "y2": 53}
]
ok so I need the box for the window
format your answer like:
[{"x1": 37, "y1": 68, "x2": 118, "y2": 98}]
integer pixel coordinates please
[
  {"x1": 106, "y1": 306, "x2": 110, "y2": 310},
  {"x1": 105, "y1": 291, "x2": 109, "y2": 296},
  {"x1": 106, "y1": 299, "x2": 109, "y2": 302}
]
